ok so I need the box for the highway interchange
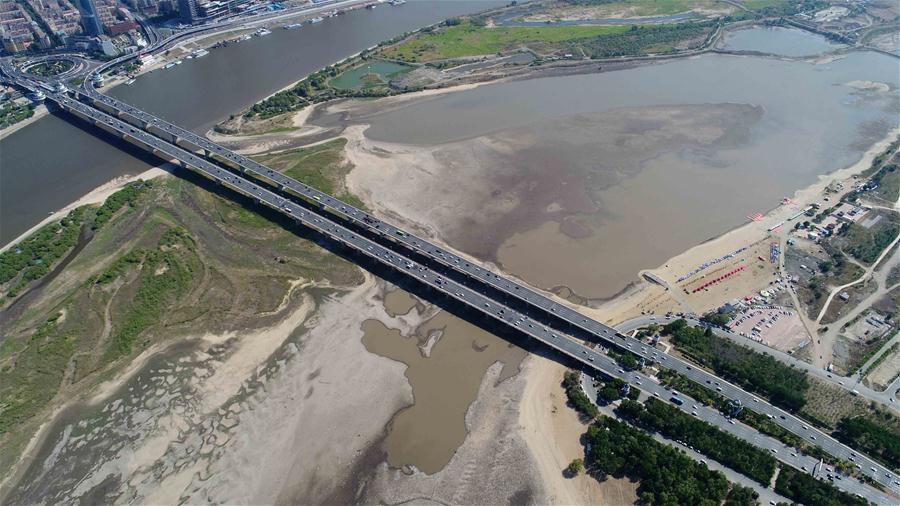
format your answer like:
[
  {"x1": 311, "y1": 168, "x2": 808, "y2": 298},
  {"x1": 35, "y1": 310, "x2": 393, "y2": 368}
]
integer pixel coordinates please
[{"x1": 2, "y1": 68, "x2": 898, "y2": 503}]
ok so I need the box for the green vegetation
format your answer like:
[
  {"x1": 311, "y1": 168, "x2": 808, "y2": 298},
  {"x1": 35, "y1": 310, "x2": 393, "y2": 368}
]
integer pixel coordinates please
[
  {"x1": 870, "y1": 164, "x2": 900, "y2": 204},
  {"x1": 608, "y1": 348, "x2": 640, "y2": 370},
  {"x1": 566, "y1": 458, "x2": 584, "y2": 476},
  {"x1": 617, "y1": 398, "x2": 777, "y2": 484},
  {"x1": 597, "y1": 377, "x2": 628, "y2": 403},
  {"x1": 585, "y1": 416, "x2": 731, "y2": 505},
  {"x1": 0, "y1": 102, "x2": 34, "y2": 130},
  {"x1": 329, "y1": 61, "x2": 413, "y2": 90},
  {"x1": 382, "y1": 20, "x2": 713, "y2": 62},
  {"x1": 861, "y1": 342, "x2": 898, "y2": 378},
  {"x1": 775, "y1": 466, "x2": 867, "y2": 506},
  {"x1": 700, "y1": 311, "x2": 732, "y2": 327},
  {"x1": 558, "y1": 0, "x2": 723, "y2": 17},
  {"x1": 245, "y1": 60, "x2": 397, "y2": 119},
  {"x1": 840, "y1": 219, "x2": 899, "y2": 265},
  {"x1": 102, "y1": 228, "x2": 197, "y2": 363},
  {"x1": 382, "y1": 21, "x2": 628, "y2": 62},
  {"x1": 724, "y1": 484, "x2": 759, "y2": 506},
  {"x1": 92, "y1": 180, "x2": 152, "y2": 230},
  {"x1": 575, "y1": 22, "x2": 712, "y2": 57},
  {"x1": 93, "y1": 250, "x2": 145, "y2": 285},
  {"x1": 663, "y1": 320, "x2": 809, "y2": 411},
  {"x1": 740, "y1": 0, "x2": 827, "y2": 16},
  {"x1": 563, "y1": 371, "x2": 599, "y2": 419},
  {"x1": 26, "y1": 60, "x2": 75, "y2": 77},
  {"x1": 0, "y1": 177, "x2": 365, "y2": 479},
  {"x1": 835, "y1": 416, "x2": 900, "y2": 469},
  {"x1": 0, "y1": 315, "x2": 70, "y2": 434},
  {"x1": 251, "y1": 138, "x2": 367, "y2": 211},
  {"x1": 0, "y1": 181, "x2": 151, "y2": 299},
  {"x1": 1, "y1": 207, "x2": 85, "y2": 298}
]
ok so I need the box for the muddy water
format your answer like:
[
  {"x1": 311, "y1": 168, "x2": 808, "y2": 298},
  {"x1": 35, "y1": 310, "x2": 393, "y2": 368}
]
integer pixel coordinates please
[
  {"x1": 721, "y1": 26, "x2": 843, "y2": 56},
  {"x1": 361, "y1": 308, "x2": 526, "y2": 474},
  {"x1": 383, "y1": 289, "x2": 419, "y2": 317},
  {"x1": 336, "y1": 50, "x2": 899, "y2": 299}
]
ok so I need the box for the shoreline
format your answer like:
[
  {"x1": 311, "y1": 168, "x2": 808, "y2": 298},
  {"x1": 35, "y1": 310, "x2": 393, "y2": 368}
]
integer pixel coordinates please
[
  {"x1": 0, "y1": 104, "x2": 48, "y2": 142},
  {"x1": 0, "y1": 165, "x2": 172, "y2": 253}
]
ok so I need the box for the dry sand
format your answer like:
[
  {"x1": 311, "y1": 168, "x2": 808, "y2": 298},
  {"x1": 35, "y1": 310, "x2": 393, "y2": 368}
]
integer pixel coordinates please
[
  {"x1": 0, "y1": 165, "x2": 172, "y2": 253},
  {"x1": 519, "y1": 356, "x2": 638, "y2": 505}
]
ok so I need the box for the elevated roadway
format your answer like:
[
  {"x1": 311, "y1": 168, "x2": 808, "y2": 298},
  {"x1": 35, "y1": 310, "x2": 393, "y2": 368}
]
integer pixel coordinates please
[
  {"x1": 74, "y1": 83, "x2": 900, "y2": 498},
  {"x1": 5, "y1": 72, "x2": 898, "y2": 502}
]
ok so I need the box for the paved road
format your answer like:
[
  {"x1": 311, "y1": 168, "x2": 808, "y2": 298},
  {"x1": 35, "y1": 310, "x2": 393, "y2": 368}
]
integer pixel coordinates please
[
  {"x1": 619, "y1": 315, "x2": 900, "y2": 408},
  {"x1": 574, "y1": 360, "x2": 892, "y2": 504},
  {"x1": 580, "y1": 373, "x2": 791, "y2": 505},
  {"x1": 69, "y1": 84, "x2": 900, "y2": 495},
  {"x1": 6, "y1": 71, "x2": 897, "y2": 501}
]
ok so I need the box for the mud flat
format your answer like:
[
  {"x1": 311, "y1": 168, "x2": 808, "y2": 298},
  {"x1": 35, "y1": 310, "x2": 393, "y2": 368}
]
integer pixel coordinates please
[
  {"x1": 362, "y1": 303, "x2": 527, "y2": 474},
  {"x1": 315, "y1": 50, "x2": 898, "y2": 304}
]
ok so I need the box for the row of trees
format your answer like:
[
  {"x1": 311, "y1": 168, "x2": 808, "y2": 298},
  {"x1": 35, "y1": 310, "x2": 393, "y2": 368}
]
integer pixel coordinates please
[
  {"x1": 562, "y1": 371, "x2": 599, "y2": 419},
  {"x1": 775, "y1": 466, "x2": 867, "y2": 506},
  {"x1": 578, "y1": 22, "x2": 713, "y2": 58},
  {"x1": 663, "y1": 320, "x2": 809, "y2": 411},
  {"x1": 835, "y1": 416, "x2": 900, "y2": 470},
  {"x1": 616, "y1": 398, "x2": 777, "y2": 485},
  {"x1": 585, "y1": 417, "x2": 757, "y2": 505},
  {"x1": 245, "y1": 59, "x2": 403, "y2": 119},
  {"x1": 1, "y1": 180, "x2": 152, "y2": 299}
]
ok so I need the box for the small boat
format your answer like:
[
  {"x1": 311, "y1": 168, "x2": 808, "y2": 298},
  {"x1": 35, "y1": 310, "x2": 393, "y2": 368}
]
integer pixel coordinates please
[
  {"x1": 125, "y1": 78, "x2": 136, "y2": 85},
  {"x1": 309, "y1": 16, "x2": 323, "y2": 23},
  {"x1": 283, "y1": 22, "x2": 303, "y2": 29}
]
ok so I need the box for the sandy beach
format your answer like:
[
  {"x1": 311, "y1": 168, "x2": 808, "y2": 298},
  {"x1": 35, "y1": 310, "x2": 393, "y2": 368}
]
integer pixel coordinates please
[{"x1": 0, "y1": 165, "x2": 172, "y2": 253}]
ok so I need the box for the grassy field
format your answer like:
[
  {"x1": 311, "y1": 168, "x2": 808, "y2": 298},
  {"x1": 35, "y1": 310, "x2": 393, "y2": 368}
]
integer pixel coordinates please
[
  {"x1": 251, "y1": 138, "x2": 367, "y2": 211},
  {"x1": 0, "y1": 174, "x2": 365, "y2": 479},
  {"x1": 0, "y1": 102, "x2": 34, "y2": 130},
  {"x1": 539, "y1": 0, "x2": 727, "y2": 18},
  {"x1": 381, "y1": 21, "x2": 628, "y2": 62}
]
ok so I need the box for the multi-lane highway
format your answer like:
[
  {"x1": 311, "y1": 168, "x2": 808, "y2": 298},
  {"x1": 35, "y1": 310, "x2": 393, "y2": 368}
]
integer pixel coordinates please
[
  {"x1": 74, "y1": 82, "x2": 900, "y2": 498},
  {"x1": 4, "y1": 70, "x2": 897, "y2": 502},
  {"x1": 620, "y1": 315, "x2": 900, "y2": 407}
]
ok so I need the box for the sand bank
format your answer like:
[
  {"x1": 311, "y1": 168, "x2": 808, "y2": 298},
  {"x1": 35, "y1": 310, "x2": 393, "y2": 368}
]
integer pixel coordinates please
[{"x1": 0, "y1": 165, "x2": 172, "y2": 253}]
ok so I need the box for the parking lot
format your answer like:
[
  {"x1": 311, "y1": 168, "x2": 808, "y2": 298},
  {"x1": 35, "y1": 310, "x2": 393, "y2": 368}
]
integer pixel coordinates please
[{"x1": 728, "y1": 307, "x2": 809, "y2": 352}]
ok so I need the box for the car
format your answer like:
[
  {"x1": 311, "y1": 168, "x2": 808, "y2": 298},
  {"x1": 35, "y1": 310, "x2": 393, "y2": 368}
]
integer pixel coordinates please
[{"x1": 770, "y1": 448, "x2": 777, "y2": 454}]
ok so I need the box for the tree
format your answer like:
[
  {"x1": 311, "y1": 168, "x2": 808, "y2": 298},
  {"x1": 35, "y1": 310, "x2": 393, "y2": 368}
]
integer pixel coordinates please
[{"x1": 566, "y1": 458, "x2": 584, "y2": 477}]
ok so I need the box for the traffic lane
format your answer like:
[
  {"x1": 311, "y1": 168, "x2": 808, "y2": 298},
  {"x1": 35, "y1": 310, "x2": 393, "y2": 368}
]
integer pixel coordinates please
[
  {"x1": 618, "y1": 315, "x2": 900, "y2": 488},
  {"x1": 621, "y1": 315, "x2": 887, "y2": 402},
  {"x1": 69, "y1": 86, "x2": 900, "y2": 495},
  {"x1": 58, "y1": 90, "x2": 621, "y2": 383},
  {"x1": 578, "y1": 355, "x2": 893, "y2": 504},
  {"x1": 581, "y1": 373, "x2": 791, "y2": 506},
  {"x1": 50, "y1": 90, "x2": 896, "y2": 503}
]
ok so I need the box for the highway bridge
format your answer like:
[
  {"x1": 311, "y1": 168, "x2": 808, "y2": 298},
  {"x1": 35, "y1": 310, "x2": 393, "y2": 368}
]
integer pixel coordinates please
[{"x1": 3, "y1": 71, "x2": 898, "y2": 502}]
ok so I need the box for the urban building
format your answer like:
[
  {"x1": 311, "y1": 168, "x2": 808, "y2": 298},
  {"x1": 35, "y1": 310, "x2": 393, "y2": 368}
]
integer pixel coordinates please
[
  {"x1": 177, "y1": 0, "x2": 198, "y2": 23},
  {"x1": 77, "y1": 0, "x2": 104, "y2": 35}
]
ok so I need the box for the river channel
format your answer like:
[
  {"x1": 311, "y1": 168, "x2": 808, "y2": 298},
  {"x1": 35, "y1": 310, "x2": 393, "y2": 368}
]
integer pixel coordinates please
[
  {"x1": 0, "y1": 0, "x2": 503, "y2": 245},
  {"x1": 327, "y1": 36, "x2": 898, "y2": 299}
]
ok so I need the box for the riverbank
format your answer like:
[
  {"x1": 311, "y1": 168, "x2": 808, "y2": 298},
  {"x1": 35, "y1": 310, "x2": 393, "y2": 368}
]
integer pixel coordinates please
[
  {"x1": 0, "y1": 164, "x2": 171, "y2": 253},
  {"x1": 0, "y1": 104, "x2": 47, "y2": 142}
]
